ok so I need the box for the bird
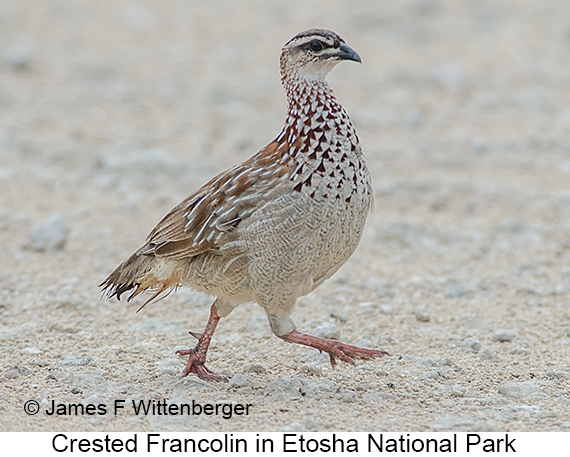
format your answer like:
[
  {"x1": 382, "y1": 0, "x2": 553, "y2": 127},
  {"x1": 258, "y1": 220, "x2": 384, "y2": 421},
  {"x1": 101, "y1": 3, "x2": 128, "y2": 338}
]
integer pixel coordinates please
[{"x1": 100, "y1": 28, "x2": 388, "y2": 382}]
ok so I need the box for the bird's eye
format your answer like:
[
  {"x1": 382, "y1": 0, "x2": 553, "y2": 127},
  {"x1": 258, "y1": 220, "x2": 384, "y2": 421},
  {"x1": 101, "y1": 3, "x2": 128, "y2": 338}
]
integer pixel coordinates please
[{"x1": 309, "y1": 40, "x2": 323, "y2": 52}]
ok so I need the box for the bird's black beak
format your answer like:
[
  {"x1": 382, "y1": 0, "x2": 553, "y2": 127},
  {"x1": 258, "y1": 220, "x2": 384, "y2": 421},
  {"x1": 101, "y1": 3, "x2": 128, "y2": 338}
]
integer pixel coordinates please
[{"x1": 335, "y1": 43, "x2": 362, "y2": 63}]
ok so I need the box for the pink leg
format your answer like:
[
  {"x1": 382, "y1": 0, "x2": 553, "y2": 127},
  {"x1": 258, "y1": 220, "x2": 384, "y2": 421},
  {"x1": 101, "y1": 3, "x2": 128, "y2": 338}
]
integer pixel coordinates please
[
  {"x1": 176, "y1": 303, "x2": 227, "y2": 382},
  {"x1": 280, "y1": 330, "x2": 389, "y2": 368}
]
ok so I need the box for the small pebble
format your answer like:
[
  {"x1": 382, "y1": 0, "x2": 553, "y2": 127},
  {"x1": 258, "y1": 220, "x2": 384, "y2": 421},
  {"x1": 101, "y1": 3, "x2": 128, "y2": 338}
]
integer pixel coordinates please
[
  {"x1": 514, "y1": 405, "x2": 540, "y2": 414},
  {"x1": 243, "y1": 362, "x2": 266, "y2": 374},
  {"x1": 433, "y1": 66, "x2": 464, "y2": 88},
  {"x1": 302, "y1": 416, "x2": 320, "y2": 431},
  {"x1": 248, "y1": 379, "x2": 263, "y2": 389},
  {"x1": 83, "y1": 394, "x2": 106, "y2": 407},
  {"x1": 362, "y1": 278, "x2": 389, "y2": 297},
  {"x1": 492, "y1": 329, "x2": 515, "y2": 342},
  {"x1": 311, "y1": 321, "x2": 340, "y2": 340},
  {"x1": 47, "y1": 371, "x2": 73, "y2": 383},
  {"x1": 447, "y1": 280, "x2": 467, "y2": 298},
  {"x1": 415, "y1": 358, "x2": 437, "y2": 368},
  {"x1": 2, "y1": 367, "x2": 23, "y2": 379},
  {"x1": 339, "y1": 389, "x2": 357, "y2": 402},
  {"x1": 264, "y1": 377, "x2": 305, "y2": 399},
  {"x1": 354, "y1": 382, "x2": 369, "y2": 391},
  {"x1": 331, "y1": 313, "x2": 348, "y2": 323},
  {"x1": 405, "y1": 109, "x2": 424, "y2": 128},
  {"x1": 30, "y1": 213, "x2": 70, "y2": 251},
  {"x1": 228, "y1": 374, "x2": 248, "y2": 388},
  {"x1": 300, "y1": 363, "x2": 322, "y2": 376},
  {"x1": 177, "y1": 377, "x2": 213, "y2": 389},
  {"x1": 545, "y1": 371, "x2": 568, "y2": 379},
  {"x1": 357, "y1": 339, "x2": 372, "y2": 348},
  {"x1": 61, "y1": 355, "x2": 92, "y2": 366},
  {"x1": 417, "y1": 370, "x2": 441, "y2": 382},
  {"x1": 433, "y1": 415, "x2": 478, "y2": 431},
  {"x1": 498, "y1": 382, "x2": 548, "y2": 400},
  {"x1": 31, "y1": 357, "x2": 45, "y2": 366},
  {"x1": 414, "y1": 311, "x2": 430, "y2": 322},
  {"x1": 380, "y1": 304, "x2": 393, "y2": 314},
  {"x1": 460, "y1": 315, "x2": 492, "y2": 331},
  {"x1": 156, "y1": 358, "x2": 180, "y2": 375},
  {"x1": 471, "y1": 138, "x2": 490, "y2": 153},
  {"x1": 479, "y1": 348, "x2": 497, "y2": 361},
  {"x1": 315, "y1": 380, "x2": 336, "y2": 392},
  {"x1": 282, "y1": 422, "x2": 306, "y2": 432},
  {"x1": 462, "y1": 336, "x2": 481, "y2": 352},
  {"x1": 2, "y1": 44, "x2": 32, "y2": 70},
  {"x1": 450, "y1": 385, "x2": 466, "y2": 397}
]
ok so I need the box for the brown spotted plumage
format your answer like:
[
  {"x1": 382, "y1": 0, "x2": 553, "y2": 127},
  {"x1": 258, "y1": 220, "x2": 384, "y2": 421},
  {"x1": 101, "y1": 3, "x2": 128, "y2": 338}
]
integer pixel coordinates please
[{"x1": 101, "y1": 29, "x2": 388, "y2": 382}]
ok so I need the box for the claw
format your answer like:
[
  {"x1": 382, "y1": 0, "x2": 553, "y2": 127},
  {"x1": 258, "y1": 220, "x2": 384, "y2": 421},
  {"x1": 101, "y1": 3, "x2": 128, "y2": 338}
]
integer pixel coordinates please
[{"x1": 188, "y1": 330, "x2": 203, "y2": 340}]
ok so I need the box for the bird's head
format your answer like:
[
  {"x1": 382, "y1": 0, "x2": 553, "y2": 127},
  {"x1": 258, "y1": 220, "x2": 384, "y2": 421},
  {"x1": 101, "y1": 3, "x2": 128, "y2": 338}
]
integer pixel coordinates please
[{"x1": 280, "y1": 29, "x2": 361, "y2": 82}]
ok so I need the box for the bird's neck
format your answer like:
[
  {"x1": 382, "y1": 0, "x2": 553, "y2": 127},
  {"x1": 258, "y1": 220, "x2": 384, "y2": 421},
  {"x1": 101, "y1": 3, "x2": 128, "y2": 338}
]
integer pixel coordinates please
[
  {"x1": 283, "y1": 75, "x2": 336, "y2": 113},
  {"x1": 275, "y1": 74, "x2": 363, "y2": 203},
  {"x1": 278, "y1": 76, "x2": 344, "y2": 145}
]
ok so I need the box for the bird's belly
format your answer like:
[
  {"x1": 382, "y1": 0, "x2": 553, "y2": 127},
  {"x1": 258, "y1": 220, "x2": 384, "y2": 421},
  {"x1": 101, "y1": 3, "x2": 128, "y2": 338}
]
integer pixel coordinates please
[
  {"x1": 180, "y1": 171, "x2": 372, "y2": 305},
  {"x1": 242, "y1": 185, "x2": 372, "y2": 298}
]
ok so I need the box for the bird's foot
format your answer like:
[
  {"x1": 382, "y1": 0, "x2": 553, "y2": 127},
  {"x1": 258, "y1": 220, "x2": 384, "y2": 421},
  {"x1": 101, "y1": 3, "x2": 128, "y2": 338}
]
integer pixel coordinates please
[
  {"x1": 176, "y1": 347, "x2": 227, "y2": 382},
  {"x1": 320, "y1": 340, "x2": 389, "y2": 368},
  {"x1": 280, "y1": 330, "x2": 389, "y2": 368},
  {"x1": 175, "y1": 303, "x2": 226, "y2": 382}
]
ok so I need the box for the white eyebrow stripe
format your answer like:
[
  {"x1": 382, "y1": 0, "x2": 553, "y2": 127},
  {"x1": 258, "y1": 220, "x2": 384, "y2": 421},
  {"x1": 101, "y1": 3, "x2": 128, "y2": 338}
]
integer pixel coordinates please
[{"x1": 291, "y1": 36, "x2": 334, "y2": 48}]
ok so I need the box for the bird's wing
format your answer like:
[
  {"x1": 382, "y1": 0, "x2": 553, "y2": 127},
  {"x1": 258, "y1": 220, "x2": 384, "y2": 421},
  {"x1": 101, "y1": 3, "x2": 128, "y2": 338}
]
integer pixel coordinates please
[{"x1": 143, "y1": 139, "x2": 292, "y2": 259}]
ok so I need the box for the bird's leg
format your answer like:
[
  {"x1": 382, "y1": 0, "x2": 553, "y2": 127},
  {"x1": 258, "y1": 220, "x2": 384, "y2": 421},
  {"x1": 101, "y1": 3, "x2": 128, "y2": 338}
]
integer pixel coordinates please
[
  {"x1": 279, "y1": 330, "x2": 389, "y2": 368},
  {"x1": 176, "y1": 302, "x2": 226, "y2": 382}
]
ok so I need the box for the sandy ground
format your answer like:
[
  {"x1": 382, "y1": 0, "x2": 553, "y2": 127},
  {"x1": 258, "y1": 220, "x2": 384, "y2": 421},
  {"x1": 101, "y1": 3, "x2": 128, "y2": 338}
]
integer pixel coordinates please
[{"x1": 1, "y1": 0, "x2": 569, "y2": 432}]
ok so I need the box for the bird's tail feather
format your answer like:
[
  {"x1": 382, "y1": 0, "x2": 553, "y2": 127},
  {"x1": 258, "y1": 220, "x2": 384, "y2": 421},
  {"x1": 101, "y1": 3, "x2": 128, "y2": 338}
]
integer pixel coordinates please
[{"x1": 99, "y1": 246, "x2": 173, "y2": 309}]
